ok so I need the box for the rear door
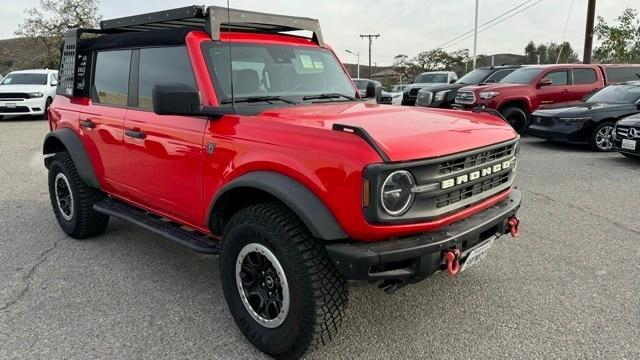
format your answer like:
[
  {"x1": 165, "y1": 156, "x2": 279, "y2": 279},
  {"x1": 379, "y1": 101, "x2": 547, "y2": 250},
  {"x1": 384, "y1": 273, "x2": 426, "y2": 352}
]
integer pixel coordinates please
[
  {"x1": 123, "y1": 46, "x2": 206, "y2": 225},
  {"x1": 571, "y1": 67, "x2": 601, "y2": 100},
  {"x1": 537, "y1": 68, "x2": 570, "y2": 105},
  {"x1": 78, "y1": 49, "x2": 131, "y2": 189}
]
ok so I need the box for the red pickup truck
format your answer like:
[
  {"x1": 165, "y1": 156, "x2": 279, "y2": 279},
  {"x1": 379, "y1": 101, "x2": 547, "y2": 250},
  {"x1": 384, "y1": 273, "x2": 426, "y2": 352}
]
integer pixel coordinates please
[{"x1": 455, "y1": 64, "x2": 640, "y2": 133}]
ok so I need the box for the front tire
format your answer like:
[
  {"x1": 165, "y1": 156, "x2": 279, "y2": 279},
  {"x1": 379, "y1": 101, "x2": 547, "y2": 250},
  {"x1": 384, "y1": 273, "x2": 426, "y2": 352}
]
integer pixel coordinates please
[
  {"x1": 590, "y1": 122, "x2": 614, "y2": 152},
  {"x1": 48, "y1": 152, "x2": 109, "y2": 239},
  {"x1": 500, "y1": 106, "x2": 529, "y2": 134},
  {"x1": 220, "y1": 202, "x2": 348, "y2": 359}
]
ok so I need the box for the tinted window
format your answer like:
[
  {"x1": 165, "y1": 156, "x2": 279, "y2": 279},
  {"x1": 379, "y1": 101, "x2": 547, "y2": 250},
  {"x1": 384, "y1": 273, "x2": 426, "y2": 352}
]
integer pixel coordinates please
[
  {"x1": 500, "y1": 67, "x2": 542, "y2": 84},
  {"x1": 94, "y1": 50, "x2": 131, "y2": 106},
  {"x1": 0, "y1": 73, "x2": 48, "y2": 85},
  {"x1": 605, "y1": 67, "x2": 640, "y2": 83},
  {"x1": 138, "y1": 46, "x2": 196, "y2": 110},
  {"x1": 485, "y1": 69, "x2": 514, "y2": 83},
  {"x1": 573, "y1": 68, "x2": 597, "y2": 84},
  {"x1": 545, "y1": 70, "x2": 568, "y2": 85}
]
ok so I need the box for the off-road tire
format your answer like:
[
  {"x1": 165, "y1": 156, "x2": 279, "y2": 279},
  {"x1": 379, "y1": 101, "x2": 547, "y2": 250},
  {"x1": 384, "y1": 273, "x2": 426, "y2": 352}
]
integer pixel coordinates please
[
  {"x1": 590, "y1": 122, "x2": 615, "y2": 152},
  {"x1": 48, "y1": 151, "x2": 109, "y2": 239},
  {"x1": 220, "y1": 202, "x2": 348, "y2": 359},
  {"x1": 622, "y1": 153, "x2": 640, "y2": 160},
  {"x1": 500, "y1": 106, "x2": 529, "y2": 134}
]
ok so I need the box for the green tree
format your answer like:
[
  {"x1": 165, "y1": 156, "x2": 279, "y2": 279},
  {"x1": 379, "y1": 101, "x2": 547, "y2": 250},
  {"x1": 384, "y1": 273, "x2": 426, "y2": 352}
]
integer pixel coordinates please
[
  {"x1": 15, "y1": 0, "x2": 102, "y2": 68},
  {"x1": 523, "y1": 41, "x2": 578, "y2": 64},
  {"x1": 593, "y1": 7, "x2": 640, "y2": 63}
]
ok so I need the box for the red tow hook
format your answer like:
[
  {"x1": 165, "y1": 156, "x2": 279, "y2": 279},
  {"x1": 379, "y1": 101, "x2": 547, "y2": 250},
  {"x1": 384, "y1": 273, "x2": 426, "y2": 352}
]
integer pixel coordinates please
[
  {"x1": 507, "y1": 216, "x2": 520, "y2": 237},
  {"x1": 443, "y1": 249, "x2": 461, "y2": 276}
]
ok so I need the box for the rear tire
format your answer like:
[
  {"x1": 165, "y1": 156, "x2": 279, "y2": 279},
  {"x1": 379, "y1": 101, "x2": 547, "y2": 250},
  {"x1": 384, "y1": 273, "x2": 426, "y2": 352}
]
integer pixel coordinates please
[
  {"x1": 220, "y1": 202, "x2": 348, "y2": 359},
  {"x1": 622, "y1": 153, "x2": 640, "y2": 160},
  {"x1": 500, "y1": 106, "x2": 529, "y2": 134},
  {"x1": 590, "y1": 122, "x2": 614, "y2": 152},
  {"x1": 48, "y1": 152, "x2": 109, "y2": 239}
]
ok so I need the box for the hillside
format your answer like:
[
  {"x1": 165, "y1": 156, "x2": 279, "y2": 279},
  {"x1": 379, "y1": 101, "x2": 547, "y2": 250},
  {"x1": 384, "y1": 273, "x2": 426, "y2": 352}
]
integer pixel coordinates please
[{"x1": 0, "y1": 37, "x2": 49, "y2": 75}]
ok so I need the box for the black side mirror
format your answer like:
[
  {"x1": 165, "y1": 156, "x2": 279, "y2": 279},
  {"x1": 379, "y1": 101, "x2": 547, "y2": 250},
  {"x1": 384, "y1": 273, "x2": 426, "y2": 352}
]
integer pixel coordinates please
[
  {"x1": 450, "y1": 78, "x2": 456, "y2": 84},
  {"x1": 365, "y1": 81, "x2": 377, "y2": 98},
  {"x1": 153, "y1": 84, "x2": 237, "y2": 118}
]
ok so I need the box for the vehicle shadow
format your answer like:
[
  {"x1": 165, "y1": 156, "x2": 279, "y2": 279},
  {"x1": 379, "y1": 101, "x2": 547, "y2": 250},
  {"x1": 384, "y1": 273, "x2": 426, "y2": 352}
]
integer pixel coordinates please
[
  {"x1": 0, "y1": 115, "x2": 45, "y2": 122},
  {"x1": 523, "y1": 137, "x2": 592, "y2": 153}
]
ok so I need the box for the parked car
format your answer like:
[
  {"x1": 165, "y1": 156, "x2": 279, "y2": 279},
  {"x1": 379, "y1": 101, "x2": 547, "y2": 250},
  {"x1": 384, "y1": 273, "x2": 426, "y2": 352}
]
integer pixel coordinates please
[
  {"x1": 528, "y1": 81, "x2": 640, "y2": 151},
  {"x1": 44, "y1": 5, "x2": 522, "y2": 358},
  {"x1": 613, "y1": 112, "x2": 640, "y2": 160},
  {"x1": 415, "y1": 65, "x2": 521, "y2": 108},
  {"x1": 455, "y1": 64, "x2": 640, "y2": 134},
  {"x1": 401, "y1": 71, "x2": 458, "y2": 106},
  {"x1": 0, "y1": 69, "x2": 58, "y2": 120}
]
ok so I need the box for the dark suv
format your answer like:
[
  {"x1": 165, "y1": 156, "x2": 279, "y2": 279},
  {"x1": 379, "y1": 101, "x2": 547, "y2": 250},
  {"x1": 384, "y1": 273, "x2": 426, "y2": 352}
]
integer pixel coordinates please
[
  {"x1": 43, "y1": 6, "x2": 522, "y2": 358},
  {"x1": 415, "y1": 65, "x2": 521, "y2": 108}
]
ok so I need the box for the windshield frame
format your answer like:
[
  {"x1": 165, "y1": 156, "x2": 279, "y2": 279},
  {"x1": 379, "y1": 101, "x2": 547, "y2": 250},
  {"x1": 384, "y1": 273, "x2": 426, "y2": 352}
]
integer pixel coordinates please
[
  {"x1": 0, "y1": 72, "x2": 49, "y2": 86},
  {"x1": 201, "y1": 41, "x2": 359, "y2": 107}
]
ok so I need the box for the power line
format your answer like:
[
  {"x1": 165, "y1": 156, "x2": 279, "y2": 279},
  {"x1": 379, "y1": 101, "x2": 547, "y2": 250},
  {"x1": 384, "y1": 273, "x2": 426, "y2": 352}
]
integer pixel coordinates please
[
  {"x1": 556, "y1": 0, "x2": 575, "y2": 63},
  {"x1": 434, "y1": 0, "x2": 535, "y2": 49},
  {"x1": 441, "y1": 0, "x2": 544, "y2": 50}
]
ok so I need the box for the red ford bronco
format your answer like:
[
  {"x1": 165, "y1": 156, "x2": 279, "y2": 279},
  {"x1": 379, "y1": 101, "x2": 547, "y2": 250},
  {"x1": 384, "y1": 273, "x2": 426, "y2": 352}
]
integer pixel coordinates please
[{"x1": 44, "y1": 6, "x2": 522, "y2": 359}]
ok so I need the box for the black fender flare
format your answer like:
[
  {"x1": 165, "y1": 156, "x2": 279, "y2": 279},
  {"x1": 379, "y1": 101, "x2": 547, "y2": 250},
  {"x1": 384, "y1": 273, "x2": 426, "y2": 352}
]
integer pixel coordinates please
[
  {"x1": 209, "y1": 171, "x2": 348, "y2": 241},
  {"x1": 43, "y1": 128, "x2": 100, "y2": 188}
]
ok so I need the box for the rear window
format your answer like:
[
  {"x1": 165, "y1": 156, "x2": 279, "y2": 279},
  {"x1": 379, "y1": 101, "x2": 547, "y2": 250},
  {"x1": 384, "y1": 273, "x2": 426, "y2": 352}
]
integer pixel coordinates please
[
  {"x1": 93, "y1": 50, "x2": 132, "y2": 106},
  {"x1": 604, "y1": 67, "x2": 640, "y2": 83},
  {"x1": 573, "y1": 68, "x2": 597, "y2": 84}
]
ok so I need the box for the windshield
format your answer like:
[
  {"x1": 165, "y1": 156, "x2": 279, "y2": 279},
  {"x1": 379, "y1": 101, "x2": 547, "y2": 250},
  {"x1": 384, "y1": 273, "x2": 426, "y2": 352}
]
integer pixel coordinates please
[
  {"x1": 586, "y1": 84, "x2": 640, "y2": 104},
  {"x1": 0, "y1": 73, "x2": 48, "y2": 85},
  {"x1": 414, "y1": 73, "x2": 448, "y2": 83},
  {"x1": 457, "y1": 69, "x2": 491, "y2": 84},
  {"x1": 202, "y1": 42, "x2": 356, "y2": 104},
  {"x1": 500, "y1": 67, "x2": 541, "y2": 84}
]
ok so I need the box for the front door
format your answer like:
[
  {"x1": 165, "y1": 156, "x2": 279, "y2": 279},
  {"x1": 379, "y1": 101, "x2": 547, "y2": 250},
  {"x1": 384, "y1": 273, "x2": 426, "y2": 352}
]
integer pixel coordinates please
[
  {"x1": 537, "y1": 68, "x2": 570, "y2": 107},
  {"x1": 123, "y1": 46, "x2": 206, "y2": 225}
]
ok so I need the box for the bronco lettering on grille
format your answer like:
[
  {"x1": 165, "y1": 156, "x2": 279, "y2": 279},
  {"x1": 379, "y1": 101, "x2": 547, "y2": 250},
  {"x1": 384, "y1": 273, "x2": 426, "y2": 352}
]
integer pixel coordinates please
[{"x1": 441, "y1": 159, "x2": 512, "y2": 189}]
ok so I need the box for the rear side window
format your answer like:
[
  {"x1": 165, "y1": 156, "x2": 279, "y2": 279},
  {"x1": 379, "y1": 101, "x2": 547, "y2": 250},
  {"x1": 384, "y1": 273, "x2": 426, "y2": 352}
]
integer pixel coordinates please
[
  {"x1": 545, "y1": 70, "x2": 568, "y2": 85},
  {"x1": 93, "y1": 50, "x2": 132, "y2": 106},
  {"x1": 605, "y1": 67, "x2": 640, "y2": 83},
  {"x1": 138, "y1": 46, "x2": 196, "y2": 110},
  {"x1": 573, "y1": 68, "x2": 597, "y2": 84}
]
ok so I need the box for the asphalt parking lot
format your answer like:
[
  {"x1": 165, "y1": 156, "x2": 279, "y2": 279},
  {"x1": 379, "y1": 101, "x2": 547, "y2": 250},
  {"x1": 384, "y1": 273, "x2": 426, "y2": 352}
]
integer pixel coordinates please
[{"x1": 0, "y1": 116, "x2": 638, "y2": 359}]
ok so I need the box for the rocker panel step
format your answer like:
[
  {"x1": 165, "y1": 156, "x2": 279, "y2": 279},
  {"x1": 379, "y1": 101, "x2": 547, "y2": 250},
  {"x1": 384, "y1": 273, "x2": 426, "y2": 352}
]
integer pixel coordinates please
[{"x1": 94, "y1": 198, "x2": 220, "y2": 254}]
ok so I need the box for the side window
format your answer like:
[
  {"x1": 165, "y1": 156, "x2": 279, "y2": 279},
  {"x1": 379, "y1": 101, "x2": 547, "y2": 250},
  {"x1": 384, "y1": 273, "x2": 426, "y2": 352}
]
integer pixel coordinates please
[
  {"x1": 573, "y1": 68, "x2": 597, "y2": 84},
  {"x1": 93, "y1": 50, "x2": 132, "y2": 106},
  {"x1": 486, "y1": 69, "x2": 514, "y2": 83},
  {"x1": 138, "y1": 46, "x2": 196, "y2": 110},
  {"x1": 545, "y1": 70, "x2": 568, "y2": 86}
]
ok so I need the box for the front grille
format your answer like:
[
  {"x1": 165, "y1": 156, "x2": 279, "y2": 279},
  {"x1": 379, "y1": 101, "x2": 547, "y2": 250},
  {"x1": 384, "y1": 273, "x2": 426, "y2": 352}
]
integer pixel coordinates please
[
  {"x1": 532, "y1": 116, "x2": 554, "y2": 127},
  {"x1": 416, "y1": 91, "x2": 433, "y2": 106},
  {"x1": 0, "y1": 93, "x2": 29, "y2": 99},
  {"x1": 439, "y1": 143, "x2": 516, "y2": 175},
  {"x1": 436, "y1": 172, "x2": 510, "y2": 208},
  {"x1": 455, "y1": 91, "x2": 475, "y2": 104},
  {"x1": 0, "y1": 106, "x2": 30, "y2": 113},
  {"x1": 616, "y1": 125, "x2": 640, "y2": 139}
]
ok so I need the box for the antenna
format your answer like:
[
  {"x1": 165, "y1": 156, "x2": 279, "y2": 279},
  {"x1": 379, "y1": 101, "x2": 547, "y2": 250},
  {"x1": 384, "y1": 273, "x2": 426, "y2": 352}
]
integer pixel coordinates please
[{"x1": 226, "y1": 0, "x2": 235, "y2": 109}]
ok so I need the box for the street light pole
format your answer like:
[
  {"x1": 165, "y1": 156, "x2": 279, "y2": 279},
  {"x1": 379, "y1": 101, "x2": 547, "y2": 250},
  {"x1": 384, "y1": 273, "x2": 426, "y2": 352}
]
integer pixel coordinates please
[
  {"x1": 472, "y1": 0, "x2": 479, "y2": 69},
  {"x1": 345, "y1": 49, "x2": 360, "y2": 78}
]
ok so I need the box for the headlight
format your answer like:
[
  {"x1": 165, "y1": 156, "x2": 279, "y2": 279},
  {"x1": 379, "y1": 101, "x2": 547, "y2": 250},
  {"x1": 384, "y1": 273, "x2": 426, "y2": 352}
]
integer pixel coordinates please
[
  {"x1": 381, "y1": 170, "x2": 415, "y2": 216},
  {"x1": 557, "y1": 117, "x2": 590, "y2": 124},
  {"x1": 28, "y1": 92, "x2": 44, "y2": 98},
  {"x1": 434, "y1": 90, "x2": 450, "y2": 102},
  {"x1": 479, "y1": 91, "x2": 499, "y2": 100}
]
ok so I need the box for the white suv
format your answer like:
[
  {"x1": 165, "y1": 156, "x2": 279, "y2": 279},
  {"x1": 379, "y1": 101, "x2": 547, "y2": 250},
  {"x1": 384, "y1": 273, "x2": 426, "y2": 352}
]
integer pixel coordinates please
[{"x1": 0, "y1": 69, "x2": 58, "y2": 119}]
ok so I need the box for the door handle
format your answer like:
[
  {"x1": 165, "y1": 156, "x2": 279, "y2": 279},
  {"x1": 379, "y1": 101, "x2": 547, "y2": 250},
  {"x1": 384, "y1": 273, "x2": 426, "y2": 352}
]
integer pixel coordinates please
[
  {"x1": 125, "y1": 128, "x2": 146, "y2": 139},
  {"x1": 79, "y1": 119, "x2": 95, "y2": 129}
]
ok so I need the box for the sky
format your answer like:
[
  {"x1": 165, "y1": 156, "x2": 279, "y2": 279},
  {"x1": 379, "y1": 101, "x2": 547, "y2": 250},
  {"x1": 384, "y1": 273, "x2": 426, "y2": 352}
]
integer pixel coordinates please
[{"x1": 0, "y1": 0, "x2": 635, "y2": 66}]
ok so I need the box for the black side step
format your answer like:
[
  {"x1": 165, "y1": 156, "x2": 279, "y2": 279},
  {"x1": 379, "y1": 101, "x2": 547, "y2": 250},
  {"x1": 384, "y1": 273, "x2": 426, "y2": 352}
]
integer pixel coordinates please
[{"x1": 94, "y1": 198, "x2": 220, "y2": 254}]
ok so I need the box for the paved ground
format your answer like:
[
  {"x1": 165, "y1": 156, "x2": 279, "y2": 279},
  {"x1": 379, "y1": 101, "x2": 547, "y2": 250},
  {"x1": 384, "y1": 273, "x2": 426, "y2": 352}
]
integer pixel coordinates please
[{"x1": 0, "y1": 117, "x2": 638, "y2": 360}]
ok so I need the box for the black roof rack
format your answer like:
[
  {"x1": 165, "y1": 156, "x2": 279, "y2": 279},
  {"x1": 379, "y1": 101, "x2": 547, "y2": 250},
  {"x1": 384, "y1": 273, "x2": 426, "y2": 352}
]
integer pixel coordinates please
[{"x1": 57, "y1": 5, "x2": 325, "y2": 97}]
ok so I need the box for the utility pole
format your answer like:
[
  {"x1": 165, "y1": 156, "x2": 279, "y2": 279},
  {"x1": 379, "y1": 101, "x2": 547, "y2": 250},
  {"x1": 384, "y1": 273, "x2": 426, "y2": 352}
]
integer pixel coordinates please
[
  {"x1": 345, "y1": 49, "x2": 360, "y2": 78},
  {"x1": 472, "y1": 0, "x2": 479, "y2": 69},
  {"x1": 360, "y1": 34, "x2": 380, "y2": 78},
  {"x1": 583, "y1": 0, "x2": 596, "y2": 63}
]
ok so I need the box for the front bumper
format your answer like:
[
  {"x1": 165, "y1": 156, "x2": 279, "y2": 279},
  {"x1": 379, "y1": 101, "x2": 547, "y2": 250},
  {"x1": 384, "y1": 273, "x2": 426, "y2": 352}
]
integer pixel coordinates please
[
  {"x1": 613, "y1": 138, "x2": 640, "y2": 155},
  {"x1": 0, "y1": 98, "x2": 46, "y2": 116},
  {"x1": 527, "y1": 123, "x2": 590, "y2": 144},
  {"x1": 326, "y1": 189, "x2": 522, "y2": 283}
]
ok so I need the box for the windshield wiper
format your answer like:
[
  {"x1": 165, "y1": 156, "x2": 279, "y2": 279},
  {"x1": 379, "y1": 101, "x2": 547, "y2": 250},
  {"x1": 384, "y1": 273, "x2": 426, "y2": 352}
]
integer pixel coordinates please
[
  {"x1": 221, "y1": 96, "x2": 298, "y2": 105},
  {"x1": 302, "y1": 93, "x2": 356, "y2": 101}
]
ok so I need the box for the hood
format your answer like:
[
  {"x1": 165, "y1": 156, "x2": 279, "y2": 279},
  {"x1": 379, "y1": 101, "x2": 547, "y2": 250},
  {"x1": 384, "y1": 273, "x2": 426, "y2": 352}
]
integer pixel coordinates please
[
  {"x1": 260, "y1": 102, "x2": 517, "y2": 162},
  {"x1": 533, "y1": 101, "x2": 635, "y2": 117},
  {"x1": 0, "y1": 84, "x2": 47, "y2": 92},
  {"x1": 618, "y1": 112, "x2": 640, "y2": 126},
  {"x1": 417, "y1": 83, "x2": 466, "y2": 93},
  {"x1": 406, "y1": 82, "x2": 448, "y2": 90},
  {"x1": 459, "y1": 83, "x2": 528, "y2": 93}
]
